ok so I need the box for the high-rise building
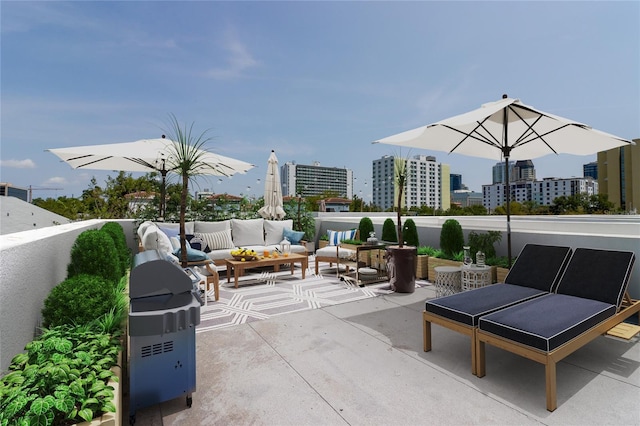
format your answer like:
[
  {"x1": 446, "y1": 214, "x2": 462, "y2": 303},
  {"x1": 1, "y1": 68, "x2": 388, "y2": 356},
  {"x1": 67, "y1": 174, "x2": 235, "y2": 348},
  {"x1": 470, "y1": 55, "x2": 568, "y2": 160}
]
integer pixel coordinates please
[
  {"x1": 514, "y1": 160, "x2": 536, "y2": 181},
  {"x1": 492, "y1": 161, "x2": 516, "y2": 184},
  {"x1": 450, "y1": 174, "x2": 463, "y2": 191},
  {"x1": 372, "y1": 155, "x2": 450, "y2": 211},
  {"x1": 597, "y1": 140, "x2": 639, "y2": 212},
  {"x1": 281, "y1": 162, "x2": 353, "y2": 199},
  {"x1": 482, "y1": 177, "x2": 598, "y2": 211},
  {"x1": 583, "y1": 161, "x2": 598, "y2": 180},
  {"x1": 0, "y1": 183, "x2": 28, "y2": 202}
]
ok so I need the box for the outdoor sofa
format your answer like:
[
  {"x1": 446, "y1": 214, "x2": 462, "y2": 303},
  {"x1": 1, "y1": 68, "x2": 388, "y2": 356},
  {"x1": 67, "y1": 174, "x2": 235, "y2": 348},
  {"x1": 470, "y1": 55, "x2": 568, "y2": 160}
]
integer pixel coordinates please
[
  {"x1": 476, "y1": 247, "x2": 638, "y2": 411},
  {"x1": 137, "y1": 218, "x2": 307, "y2": 264},
  {"x1": 424, "y1": 243, "x2": 573, "y2": 375}
]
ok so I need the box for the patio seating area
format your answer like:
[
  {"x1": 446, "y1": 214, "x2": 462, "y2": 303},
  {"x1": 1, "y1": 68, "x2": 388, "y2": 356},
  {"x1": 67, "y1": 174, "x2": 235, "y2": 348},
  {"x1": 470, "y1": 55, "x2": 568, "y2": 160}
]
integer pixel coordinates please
[{"x1": 127, "y1": 260, "x2": 640, "y2": 425}]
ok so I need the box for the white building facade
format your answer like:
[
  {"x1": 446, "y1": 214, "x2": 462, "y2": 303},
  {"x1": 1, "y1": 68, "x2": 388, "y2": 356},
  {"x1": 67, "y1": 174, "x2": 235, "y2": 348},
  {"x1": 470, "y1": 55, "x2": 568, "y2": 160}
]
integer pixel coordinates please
[
  {"x1": 281, "y1": 162, "x2": 353, "y2": 199},
  {"x1": 482, "y1": 177, "x2": 599, "y2": 211},
  {"x1": 372, "y1": 155, "x2": 450, "y2": 211}
]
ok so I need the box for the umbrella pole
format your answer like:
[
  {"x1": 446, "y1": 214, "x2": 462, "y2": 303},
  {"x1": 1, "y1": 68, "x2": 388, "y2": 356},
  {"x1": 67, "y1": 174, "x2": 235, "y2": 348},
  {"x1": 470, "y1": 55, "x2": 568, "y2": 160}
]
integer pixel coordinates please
[
  {"x1": 504, "y1": 154, "x2": 512, "y2": 267},
  {"x1": 159, "y1": 164, "x2": 167, "y2": 221}
]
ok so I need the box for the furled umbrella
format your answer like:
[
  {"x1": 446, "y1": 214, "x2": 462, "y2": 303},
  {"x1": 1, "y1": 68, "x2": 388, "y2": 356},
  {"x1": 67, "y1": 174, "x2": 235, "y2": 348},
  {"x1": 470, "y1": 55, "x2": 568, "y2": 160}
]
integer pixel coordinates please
[
  {"x1": 257, "y1": 150, "x2": 286, "y2": 220},
  {"x1": 374, "y1": 95, "x2": 634, "y2": 265},
  {"x1": 47, "y1": 136, "x2": 254, "y2": 218}
]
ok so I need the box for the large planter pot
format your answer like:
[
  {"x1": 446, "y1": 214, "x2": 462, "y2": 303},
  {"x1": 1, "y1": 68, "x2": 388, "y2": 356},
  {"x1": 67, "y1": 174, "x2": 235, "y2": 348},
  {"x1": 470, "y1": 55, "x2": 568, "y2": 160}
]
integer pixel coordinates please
[
  {"x1": 387, "y1": 245, "x2": 416, "y2": 293},
  {"x1": 416, "y1": 255, "x2": 429, "y2": 279},
  {"x1": 427, "y1": 258, "x2": 463, "y2": 282}
]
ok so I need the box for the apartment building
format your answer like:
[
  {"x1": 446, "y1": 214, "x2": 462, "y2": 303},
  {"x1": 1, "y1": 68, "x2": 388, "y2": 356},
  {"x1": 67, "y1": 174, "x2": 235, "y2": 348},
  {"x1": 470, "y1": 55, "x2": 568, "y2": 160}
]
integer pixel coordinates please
[{"x1": 281, "y1": 162, "x2": 353, "y2": 199}]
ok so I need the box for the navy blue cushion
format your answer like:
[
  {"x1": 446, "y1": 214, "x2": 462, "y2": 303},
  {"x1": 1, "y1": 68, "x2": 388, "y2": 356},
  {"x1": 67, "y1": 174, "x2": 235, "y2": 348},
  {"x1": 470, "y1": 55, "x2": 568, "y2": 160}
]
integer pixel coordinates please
[
  {"x1": 555, "y1": 248, "x2": 635, "y2": 307},
  {"x1": 504, "y1": 244, "x2": 572, "y2": 291},
  {"x1": 426, "y1": 284, "x2": 546, "y2": 326},
  {"x1": 479, "y1": 294, "x2": 616, "y2": 352}
]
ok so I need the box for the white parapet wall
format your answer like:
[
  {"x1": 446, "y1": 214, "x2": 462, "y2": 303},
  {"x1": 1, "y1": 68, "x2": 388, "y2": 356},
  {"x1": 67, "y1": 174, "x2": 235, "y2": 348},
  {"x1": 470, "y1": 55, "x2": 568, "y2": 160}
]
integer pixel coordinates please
[{"x1": 0, "y1": 219, "x2": 137, "y2": 373}]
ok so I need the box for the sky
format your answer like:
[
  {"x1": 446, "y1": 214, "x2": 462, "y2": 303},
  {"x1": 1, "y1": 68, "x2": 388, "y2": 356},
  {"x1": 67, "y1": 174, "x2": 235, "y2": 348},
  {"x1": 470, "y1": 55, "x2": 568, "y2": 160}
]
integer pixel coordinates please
[{"x1": 1, "y1": 1, "x2": 638, "y2": 204}]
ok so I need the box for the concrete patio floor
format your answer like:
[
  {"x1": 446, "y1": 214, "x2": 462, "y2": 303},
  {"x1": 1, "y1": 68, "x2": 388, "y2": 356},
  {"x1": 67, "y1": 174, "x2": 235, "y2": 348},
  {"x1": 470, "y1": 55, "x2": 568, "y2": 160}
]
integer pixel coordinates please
[{"x1": 128, "y1": 284, "x2": 640, "y2": 425}]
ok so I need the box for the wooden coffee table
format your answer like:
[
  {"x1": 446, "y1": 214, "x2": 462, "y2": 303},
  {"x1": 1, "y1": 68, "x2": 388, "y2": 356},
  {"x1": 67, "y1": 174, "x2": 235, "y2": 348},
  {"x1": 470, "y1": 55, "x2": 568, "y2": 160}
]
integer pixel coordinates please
[{"x1": 224, "y1": 253, "x2": 309, "y2": 288}]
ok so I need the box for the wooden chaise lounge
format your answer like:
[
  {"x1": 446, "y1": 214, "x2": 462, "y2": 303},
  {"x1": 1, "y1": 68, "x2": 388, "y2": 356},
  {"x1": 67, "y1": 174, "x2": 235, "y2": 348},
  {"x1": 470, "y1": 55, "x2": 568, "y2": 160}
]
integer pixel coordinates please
[
  {"x1": 423, "y1": 244, "x2": 573, "y2": 375},
  {"x1": 476, "y1": 247, "x2": 639, "y2": 411}
]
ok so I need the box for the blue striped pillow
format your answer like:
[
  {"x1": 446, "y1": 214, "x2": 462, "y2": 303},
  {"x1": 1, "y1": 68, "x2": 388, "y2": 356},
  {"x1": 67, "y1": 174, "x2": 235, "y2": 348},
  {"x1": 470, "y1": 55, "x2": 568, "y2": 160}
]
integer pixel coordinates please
[{"x1": 327, "y1": 229, "x2": 357, "y2": 246}]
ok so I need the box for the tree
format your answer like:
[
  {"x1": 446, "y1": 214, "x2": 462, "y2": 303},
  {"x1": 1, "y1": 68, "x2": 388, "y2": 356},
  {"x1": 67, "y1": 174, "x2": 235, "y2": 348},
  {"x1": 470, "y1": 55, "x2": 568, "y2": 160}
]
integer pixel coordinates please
[
  {"x1": 394, "y1": 157, "x2": 408, "y2": 247},
  {"x1": 165, "y1": 114, "x2": 216, "y2": 267}
]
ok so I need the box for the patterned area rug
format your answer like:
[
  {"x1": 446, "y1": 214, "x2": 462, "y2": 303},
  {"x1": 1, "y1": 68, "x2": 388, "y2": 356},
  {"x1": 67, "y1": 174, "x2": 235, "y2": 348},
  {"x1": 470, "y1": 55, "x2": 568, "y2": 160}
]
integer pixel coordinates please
[{"x1": 196, "y1": 262, "x2": 429, "y2": 333}]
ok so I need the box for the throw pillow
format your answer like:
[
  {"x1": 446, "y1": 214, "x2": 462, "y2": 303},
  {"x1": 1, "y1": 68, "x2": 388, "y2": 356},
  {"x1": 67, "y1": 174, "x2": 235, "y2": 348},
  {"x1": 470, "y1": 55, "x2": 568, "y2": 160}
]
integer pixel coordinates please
[
  {"x1": 327, "y1": 229, "x2": 357, "y2": 246},
  {"x1": 264, "y1": 219, "x2": 294, "y2": 245},
  {"x1": 231, "y1": 218, "x2": 265, "y2": 247},
  {"x1": 194, "y1": 220, "x2": 230, "y2": 233},
  {"x1": 283, "y1": 228, "x2": 305, "y2": 245},
  {"x1": 158, "y1": 225, "x2": 180, "y2": 240},
  {"x1": 195, "y1": 230, "x2": 235, "y2": 251},
  {"x1": 172, "y1": 246, "x2": 209, "y2": 262}
]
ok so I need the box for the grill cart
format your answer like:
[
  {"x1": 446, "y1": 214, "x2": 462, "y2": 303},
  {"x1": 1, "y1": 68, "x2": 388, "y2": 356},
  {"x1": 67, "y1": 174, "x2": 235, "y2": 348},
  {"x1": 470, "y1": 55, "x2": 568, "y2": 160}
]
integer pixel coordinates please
[{"x1": 128, "y1": 250, "x2": 201, "y2": 423}]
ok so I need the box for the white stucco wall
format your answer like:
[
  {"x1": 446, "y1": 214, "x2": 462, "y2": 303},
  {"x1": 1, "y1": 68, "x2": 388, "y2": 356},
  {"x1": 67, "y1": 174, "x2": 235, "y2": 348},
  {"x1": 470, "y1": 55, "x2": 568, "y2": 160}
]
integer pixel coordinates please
[{"x1": 0, "y1": 219, "x2": 137, "y2": 373}]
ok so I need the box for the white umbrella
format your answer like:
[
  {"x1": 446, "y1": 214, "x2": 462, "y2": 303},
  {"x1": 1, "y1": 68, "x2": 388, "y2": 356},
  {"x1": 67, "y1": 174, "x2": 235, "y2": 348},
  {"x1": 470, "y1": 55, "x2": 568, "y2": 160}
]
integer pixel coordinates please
[
  {"x1": 47, "y1": 137, "x2": 254, "y2": 217},
  {"x1": 374, "y1": 95, "x2": 634, "y2": 264},
  {"x1": 257, "y1": 150, "x2": 286, "y2": 220}
]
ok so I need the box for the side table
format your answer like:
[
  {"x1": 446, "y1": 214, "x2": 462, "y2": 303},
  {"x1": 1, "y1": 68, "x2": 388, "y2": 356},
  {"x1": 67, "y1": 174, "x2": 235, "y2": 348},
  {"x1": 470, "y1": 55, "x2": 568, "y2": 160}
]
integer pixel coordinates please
[
  {"x1": 461, "y1": 265, "x2": 492, "y2": 291},
  {"x1": 434, "y1": 266, "x2": 461, "y2": 297}
]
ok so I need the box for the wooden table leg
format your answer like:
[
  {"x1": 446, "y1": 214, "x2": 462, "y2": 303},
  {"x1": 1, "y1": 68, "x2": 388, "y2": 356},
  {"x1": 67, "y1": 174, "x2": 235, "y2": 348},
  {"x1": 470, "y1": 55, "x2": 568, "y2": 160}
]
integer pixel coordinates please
[
  {"x1": 290, "y1": 261, "x2": 294, "y2": 275},
  {"x1": 234, "y1": 266, "x2": 242, "y2": 288},
  {"x1": 301, "y1": 258, "x2": 307, "y2": 279}
]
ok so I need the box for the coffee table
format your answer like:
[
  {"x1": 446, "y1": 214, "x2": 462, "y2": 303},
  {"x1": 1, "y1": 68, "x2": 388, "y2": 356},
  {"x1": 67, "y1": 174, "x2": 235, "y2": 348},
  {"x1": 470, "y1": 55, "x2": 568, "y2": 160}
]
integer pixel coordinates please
[{"x1": 224, "y1": 253, "x2": 309, "y2": 288}]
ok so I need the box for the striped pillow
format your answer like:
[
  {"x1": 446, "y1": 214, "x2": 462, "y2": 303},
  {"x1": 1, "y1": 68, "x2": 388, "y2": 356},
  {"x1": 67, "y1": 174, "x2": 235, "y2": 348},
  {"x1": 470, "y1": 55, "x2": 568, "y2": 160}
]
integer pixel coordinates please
[
  {"x1": 327, "y1": 229, "x2": 357, "y2": 246},
  {"x1": 195, "y1": 230, "x2": 235, "y2": 251}
]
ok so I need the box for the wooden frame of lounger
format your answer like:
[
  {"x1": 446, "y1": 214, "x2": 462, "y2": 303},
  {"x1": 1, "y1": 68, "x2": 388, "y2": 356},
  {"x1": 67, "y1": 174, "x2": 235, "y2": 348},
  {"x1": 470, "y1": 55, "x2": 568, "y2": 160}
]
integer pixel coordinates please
[
  {"x1": 423, "y1": 310, "x2": 480, "y2": 375},
  {"x1": 475, "y1": 293, "x2": 640, "y2": 411}
]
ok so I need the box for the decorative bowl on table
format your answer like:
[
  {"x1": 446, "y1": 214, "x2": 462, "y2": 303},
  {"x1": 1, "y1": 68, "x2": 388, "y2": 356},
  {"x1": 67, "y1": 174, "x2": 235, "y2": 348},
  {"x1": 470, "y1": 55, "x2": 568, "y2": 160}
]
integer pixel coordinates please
[{"x1": 230, "y1": 248, "x2": 258, "y2": 261}]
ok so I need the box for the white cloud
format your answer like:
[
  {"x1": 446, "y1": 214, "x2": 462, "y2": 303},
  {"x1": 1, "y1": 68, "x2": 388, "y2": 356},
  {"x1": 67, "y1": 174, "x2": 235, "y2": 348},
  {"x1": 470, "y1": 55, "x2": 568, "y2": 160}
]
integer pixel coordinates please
[
  {"x1": 207, "y1": 30, "x2": 259, "y2": 80},
  {"x1": 0, "y1": 159, "x2": 36, "y2": 169},
  {"x1": 44, "y1": 177, "x2": 68, "y2": 185}
]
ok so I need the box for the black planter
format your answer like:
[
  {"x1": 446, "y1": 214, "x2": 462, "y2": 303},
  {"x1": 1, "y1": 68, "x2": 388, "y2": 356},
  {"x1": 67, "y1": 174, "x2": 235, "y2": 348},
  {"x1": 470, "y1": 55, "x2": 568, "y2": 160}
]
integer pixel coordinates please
[{"x1": 386, "y1": 245, "x2": 416, "y2": 293}]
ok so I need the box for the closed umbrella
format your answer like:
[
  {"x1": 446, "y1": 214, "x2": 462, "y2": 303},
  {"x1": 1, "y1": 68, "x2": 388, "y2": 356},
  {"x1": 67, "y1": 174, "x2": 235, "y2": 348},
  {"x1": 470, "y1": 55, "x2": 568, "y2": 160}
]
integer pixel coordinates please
[
  {"x1": 47, "y1": 137, "x2": 254, "y2": 218},
  {"x1": 257, "y1": 150, "x2": 286, "y2": 220},
  {"x1": 374, "y1": 95, "x2": 634, "y2": 264}
]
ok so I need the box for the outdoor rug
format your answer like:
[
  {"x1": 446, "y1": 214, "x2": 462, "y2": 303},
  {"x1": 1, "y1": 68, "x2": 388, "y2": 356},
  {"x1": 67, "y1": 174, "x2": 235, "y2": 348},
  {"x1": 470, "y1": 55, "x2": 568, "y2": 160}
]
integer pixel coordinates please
[{"x1": 197, "y1": 262, "x2": 430, "y2": 333}]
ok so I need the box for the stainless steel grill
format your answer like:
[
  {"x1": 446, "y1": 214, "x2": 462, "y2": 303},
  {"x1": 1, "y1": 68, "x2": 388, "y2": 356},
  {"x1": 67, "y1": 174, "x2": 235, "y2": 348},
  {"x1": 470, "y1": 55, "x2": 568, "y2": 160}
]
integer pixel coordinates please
[{"x1": 128, "y1": 250, "x2": 201, "y2": 423}]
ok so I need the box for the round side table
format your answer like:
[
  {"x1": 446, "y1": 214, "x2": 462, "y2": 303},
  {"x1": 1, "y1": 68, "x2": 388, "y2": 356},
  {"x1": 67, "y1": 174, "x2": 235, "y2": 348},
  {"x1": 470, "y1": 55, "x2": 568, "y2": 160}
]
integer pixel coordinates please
[
  {"x1": 434, "y1": 266, "x2": 461, "y2": 297},
  {"x1": 461, "y1": 265, "x2": 492, "y2": 291}
]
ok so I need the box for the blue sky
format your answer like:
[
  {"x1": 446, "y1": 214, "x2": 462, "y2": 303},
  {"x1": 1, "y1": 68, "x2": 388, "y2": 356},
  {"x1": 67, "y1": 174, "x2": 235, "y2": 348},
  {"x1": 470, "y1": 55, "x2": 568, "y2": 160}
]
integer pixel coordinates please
[{"x1": 1, "y1": 1, "x2": 638, "y2": 203}]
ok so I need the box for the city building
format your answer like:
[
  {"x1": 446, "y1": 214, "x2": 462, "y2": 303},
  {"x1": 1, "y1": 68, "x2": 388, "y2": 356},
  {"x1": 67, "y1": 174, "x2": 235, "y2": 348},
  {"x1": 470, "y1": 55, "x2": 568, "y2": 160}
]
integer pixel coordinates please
[
  {"x1": 372, "y1": 155, "x2": 450, "y2": 211},
  {"x1": 451, "y1": 190, "x2": 484, "y2": 208},
  {"x1": 514, "y1": 160, "x2": 536, "y2": 181},
  {"x1": 597, "y1": 139, "x2": 639, "y2": 212},
  {"x1": 492, "y1": 161, "x2": 515, "y2": 184},
  {"x1": 450, "y1": 174, "x2": 463, "y2": 191},
  {"x1": 583, "y1": 161, "x2": 598, "y2": 180},
  {"x1": 0, "y1": 183, "x2": 29, "y2": 202},
  {"x1": 281, "y1": 162, "x2": 353, "y2": 199},
  {"x1": 482, "y1": 177, "x2": 598, "y2": 211}
]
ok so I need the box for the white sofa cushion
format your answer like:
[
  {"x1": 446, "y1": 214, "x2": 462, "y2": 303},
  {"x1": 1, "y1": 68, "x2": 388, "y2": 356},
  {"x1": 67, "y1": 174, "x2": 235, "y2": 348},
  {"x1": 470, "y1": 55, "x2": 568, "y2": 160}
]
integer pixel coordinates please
[
  {"x1": 264, "y1": 219, "x2": 293, "y2": 245},
  {"x1": 141, "y1": 225, "x2": 173, "y2": 254},
  {"x1": 195, "y1": 230, "x2": 235, "y2": 251},
  {"x1": 231, "y1": 218, "x2": 265, "y2": 247},
  {"x1": 157, "y1": 221, "x2": 194, "y2": 235},
  {"x1": 195, "y1": 220, "x2": 230, "y2": 233}
]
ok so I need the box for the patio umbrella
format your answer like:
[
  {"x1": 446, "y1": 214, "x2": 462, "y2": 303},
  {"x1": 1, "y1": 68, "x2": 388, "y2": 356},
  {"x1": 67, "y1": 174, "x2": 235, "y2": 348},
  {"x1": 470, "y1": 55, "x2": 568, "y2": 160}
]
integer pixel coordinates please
[
  {"x1": 47, "y1": 137, "x2": 254, "y2": 218},
  {"x1": 257, "y1": 150, "x2": 286, "y2": 220},
  {"x1": 374, "y1": 94, "x2": 634, "y2": 264}
]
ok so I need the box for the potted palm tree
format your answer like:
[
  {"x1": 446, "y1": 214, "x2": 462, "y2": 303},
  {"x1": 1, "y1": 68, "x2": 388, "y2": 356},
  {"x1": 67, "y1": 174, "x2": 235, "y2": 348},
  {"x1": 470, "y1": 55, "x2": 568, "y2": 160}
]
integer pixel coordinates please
[
  {"x1": 166, "y1": 114, "x2": 217, "y2": 267},
  {"x1": 386, "y1": 156, "x2": 416, "y2": 293}
]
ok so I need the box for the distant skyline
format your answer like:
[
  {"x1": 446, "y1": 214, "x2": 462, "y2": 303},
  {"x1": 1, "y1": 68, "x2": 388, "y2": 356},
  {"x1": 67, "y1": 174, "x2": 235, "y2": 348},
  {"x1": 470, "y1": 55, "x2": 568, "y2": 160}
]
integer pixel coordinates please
[{"x1": 1, "y1": 2, "x2": 638, "y2": 202}]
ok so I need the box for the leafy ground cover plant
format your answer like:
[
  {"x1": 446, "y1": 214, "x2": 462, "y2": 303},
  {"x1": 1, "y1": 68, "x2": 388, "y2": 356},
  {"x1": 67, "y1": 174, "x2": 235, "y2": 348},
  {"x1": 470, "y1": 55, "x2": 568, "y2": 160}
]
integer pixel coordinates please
[
  {"x1": 0, "y1": 325, "x2": 122, "y2": 425},
  {"x1": 416, "y1": 246, "x2": 438, "y2": 256}
]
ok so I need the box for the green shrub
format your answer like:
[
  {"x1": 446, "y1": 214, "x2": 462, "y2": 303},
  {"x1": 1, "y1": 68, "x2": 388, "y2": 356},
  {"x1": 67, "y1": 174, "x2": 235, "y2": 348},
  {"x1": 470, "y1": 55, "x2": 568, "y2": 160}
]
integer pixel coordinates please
[
  {"x1": 402, "y1": 218, "x2": 419, "y2": 247},
  {"x1": 417, "y1": 246, "x2": 438, "y2": 256},
  {"x1": 42, "y1": 274, "x2": 120, "y2": 328},
  {"x1": 440, "y1": 219, "x2": 464, "y2": 257},
  {"x1": 100, "y1": 222, "x2": 131, "y2": 277},
  {"x1": 358, "y1": 217, "x2": 374, "y2": 241},
  {"x1": 467, "y1": 230, "x2": 502, "y2": 259},
  {"x1": 67, "y1": 229, "x2": 121, "y2": 283},
  {"x1": 381, "y1": 218, "x2": 397, "y2": 242}
]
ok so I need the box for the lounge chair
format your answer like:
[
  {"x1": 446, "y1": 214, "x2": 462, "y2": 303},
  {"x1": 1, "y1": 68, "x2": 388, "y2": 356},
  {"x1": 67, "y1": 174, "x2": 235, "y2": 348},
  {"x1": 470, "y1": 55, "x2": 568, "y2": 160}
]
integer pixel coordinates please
[
  {"x1": 476, "y1": 247, "x2": 638, "y2": 411},
  {"x1": 314, "y1": 229, "x2": 359, "y2": 276},
  {"x1": 423, "y1": 244, "x2": 573, "y2": 375}
]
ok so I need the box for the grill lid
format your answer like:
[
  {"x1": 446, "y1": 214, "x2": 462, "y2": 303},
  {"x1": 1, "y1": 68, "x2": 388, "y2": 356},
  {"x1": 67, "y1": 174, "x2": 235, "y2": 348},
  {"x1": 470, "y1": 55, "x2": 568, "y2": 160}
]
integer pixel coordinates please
[{"x1": 130, "y1": 250, "x2": 195, "y2": 298}]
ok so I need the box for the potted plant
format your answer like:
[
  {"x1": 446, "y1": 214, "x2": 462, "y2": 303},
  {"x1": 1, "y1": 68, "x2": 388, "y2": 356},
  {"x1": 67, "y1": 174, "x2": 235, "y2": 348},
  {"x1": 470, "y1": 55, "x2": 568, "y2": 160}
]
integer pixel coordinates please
[
  {"x1": 416, "y1": 246, "x2": 437, "y2": 279},
  {"x1": 381, "y1": 217, "x2": 397, "y2": 243},
  {"x1": 385, "y1": 156, "x2": 416, "y2": 293}
]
